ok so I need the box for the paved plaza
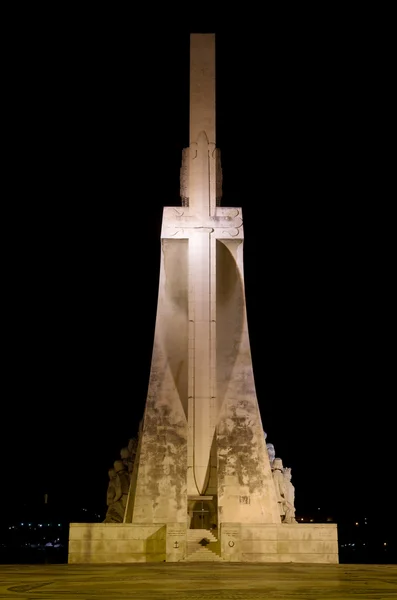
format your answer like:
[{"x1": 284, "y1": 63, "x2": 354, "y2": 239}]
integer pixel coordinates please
[{"x1": 0, "y1": 563, "x2": 396, "y2": 599}]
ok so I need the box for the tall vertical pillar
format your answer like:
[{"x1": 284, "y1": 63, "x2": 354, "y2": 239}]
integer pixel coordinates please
[{"x1": 188, "y1": 34, "x2": 217, "y2": 496}]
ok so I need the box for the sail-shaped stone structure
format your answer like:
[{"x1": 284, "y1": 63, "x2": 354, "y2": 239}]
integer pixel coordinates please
[{"x1": 68, "y1": 34, "x2": 338, "y2": 564}]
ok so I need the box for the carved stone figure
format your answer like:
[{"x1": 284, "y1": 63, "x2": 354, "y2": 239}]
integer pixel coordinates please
[
  {"x1": 120, "y1": 447, "x2": 129, "y2": 461},
  {"x1": 272, "y1": 458, "x2": 286, "y2": 517},
  {"x1": 103, "y1": 461, "x2": 130, "y2": 523},
  {"x1": 266, "y1": 443, "x2": 276, "y2": 466},
  {"x1": 105, "y1": 468, "x2": 118, "y2": 506},
  {"x1": 128, "y1": 437, "x2": 137, "y2": 456},
  {"x1": 115, "y1": 459, "x2": 130, "y2": 490},
  {"x1": 127, "y1": 437, "x2": 138, "y2": 474},
  {"x1": 104, "y1": 433, "x2": 139, "y2": 523},
  {"x1": 120, "y1": 446, "x2": 131, "y2": 473},
  {"x1": 119, "y1": 438, "x2": 138, "y2": 475},
  {"x1": 283, "y1": 467, "x2": 297, "y2": 524},
  {"x1": 272, "y1": 458, "x2": 297, "y2": 524},
  {"x1": 104, "y1": 467, "x2": 121, "y2": 522}
]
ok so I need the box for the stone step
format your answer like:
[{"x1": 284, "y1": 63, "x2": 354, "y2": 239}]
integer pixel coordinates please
[
  {"x1": 187, "y1": 543, "x2": 217, "y2": 552},
  {"x1": 185, "y1": 557, "x2": 222, "y2": 562},
  {"x1": 187, "y1": 529, "x2": 217, "y2": 542},
  {"x1": 183, "y1": 547, "x2": 223, "y2": 562},
  {"x1": 187, "y1": 543, "x2": 203, "y2": 552},
  {"x1": 186, "y1": 539, "x2": 216, "y2": 544}
]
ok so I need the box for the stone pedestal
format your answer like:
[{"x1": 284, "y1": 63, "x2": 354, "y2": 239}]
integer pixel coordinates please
[
  {"x1": 221, "y1": 523, "x2": 338, "y2": 563},
  {"x1": 68, "y1": 524, "x2": 166, "y2": 563},
  {"x1": 69, "y1": 523, "x2": 338, "y2": 564},
  {"x1": 165, "y1": 523, "x2": 187, "y2": 562}
]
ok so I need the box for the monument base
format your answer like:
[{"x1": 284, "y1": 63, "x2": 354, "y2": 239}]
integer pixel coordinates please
[
  {"x1": 221, "y1": 523, "x2": 338, "y2": 564},
  {"x1": 68, "y1": 523, "x2": 338, "y2": 564}
]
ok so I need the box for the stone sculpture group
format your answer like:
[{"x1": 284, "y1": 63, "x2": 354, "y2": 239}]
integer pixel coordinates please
[
  {"x1": 265, "y1": 433, "x2": 298, "y2": 524},
  {"x1": 103, "y1": 437, "x2": 137, "y2": 523}
]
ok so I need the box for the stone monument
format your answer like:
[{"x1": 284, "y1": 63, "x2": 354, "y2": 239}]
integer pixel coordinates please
[{"x1": 69, "y1": 33, "x2": 338, "y2": 564}]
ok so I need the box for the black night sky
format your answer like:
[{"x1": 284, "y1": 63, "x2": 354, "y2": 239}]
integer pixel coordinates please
[{"x1": 2, "y1": 17, "x2": 394, "y2": 544}]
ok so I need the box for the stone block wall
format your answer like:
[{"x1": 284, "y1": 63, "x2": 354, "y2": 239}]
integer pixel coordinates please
[
  {"x1": 68, "y1": 524, "x2": 166, "y2": 563},
  {"x1": 221, "y1": 523, "x2": 338, "y2": 563}
]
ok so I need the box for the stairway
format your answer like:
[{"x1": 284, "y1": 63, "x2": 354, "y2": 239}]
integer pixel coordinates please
[{"x1": 183, "y1": 529, "x2": 223, "y2": 562}]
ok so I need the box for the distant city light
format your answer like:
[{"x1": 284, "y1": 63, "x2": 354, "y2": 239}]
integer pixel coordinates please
[
  {"x1": 355, "y1": 522, "x2": 359, "y2": 526},
  {"x1": 384, "y1": 542, "x2": 387, "y2": 546}
]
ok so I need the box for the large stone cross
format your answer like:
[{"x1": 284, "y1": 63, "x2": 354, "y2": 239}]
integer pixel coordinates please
[{"x1": 160, "y1": 34, "x2": 243, "y2": 496}]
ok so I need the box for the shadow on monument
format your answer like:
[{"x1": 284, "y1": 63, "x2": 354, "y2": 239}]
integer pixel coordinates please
[
  {"x1": 163, "y1": 239, "x2": 189, "y2": 419},
  {"x1": 216, "y1": 238, "x2": 244, "y2": 414}
]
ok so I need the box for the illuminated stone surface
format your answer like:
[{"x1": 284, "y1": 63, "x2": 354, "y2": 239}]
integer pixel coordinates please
[
  {"x1": 123, "y1": 31, "x2": 279, "y2": 533},
  {"x1": 69, "y1": 33, "x2": 338, "y2": 563},
  {"x1": 1, "y1": 563, "x2": 396, "y2": 599},
  {"x1": 68, "y1": 523, "x2": 338, "y2": 564}
]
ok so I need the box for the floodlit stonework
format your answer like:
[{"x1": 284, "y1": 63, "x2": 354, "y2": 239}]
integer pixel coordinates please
[{"x1": 69, "y1": 33, "x2": 338, "y2": 564}]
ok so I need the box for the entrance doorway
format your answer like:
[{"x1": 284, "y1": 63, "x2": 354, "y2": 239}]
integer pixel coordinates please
[
  {"x1": 188, "y1": 496, "x2": 217, "y2": 531},
  {"x1": 191, "y1": 500, "x2": 211, "y2": 529}
]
